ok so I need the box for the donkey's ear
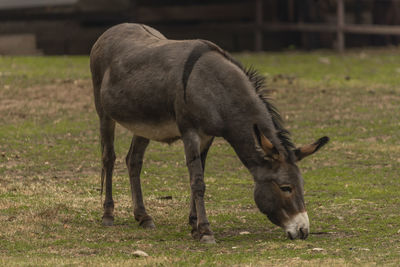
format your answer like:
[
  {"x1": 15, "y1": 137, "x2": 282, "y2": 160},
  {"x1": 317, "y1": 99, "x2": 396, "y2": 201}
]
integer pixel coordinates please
[
  {"x1": 253, "y1": 125, "x2": 281, "y2": 159},
  {"x1": 294, "y1": 136, "x2": 329, "y2": 161}
]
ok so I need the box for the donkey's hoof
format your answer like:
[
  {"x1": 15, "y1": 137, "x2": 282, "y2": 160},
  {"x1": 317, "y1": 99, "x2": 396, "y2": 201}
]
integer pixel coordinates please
[
  {"x1": 102, "y1": 216, "x2": 114, "y2": 226},
  {"x1": 200, "y1": 235, "x2": 216, "y2": 244},
  {"x1": 140, "y1": 219, "x2": 155, "y2": 229},
  {"x1": 191, "y1": 229, "x2": 200, "y2": 240}
]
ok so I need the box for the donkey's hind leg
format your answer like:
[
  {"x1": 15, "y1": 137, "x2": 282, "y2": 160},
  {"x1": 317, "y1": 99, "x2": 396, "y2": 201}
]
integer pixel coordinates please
[
  {"x1": 100, "y1": 116, "x2": 116, "y2": 226},
  {"x1": 126, "y1": 135, "x2": 155, "y2": 229}
]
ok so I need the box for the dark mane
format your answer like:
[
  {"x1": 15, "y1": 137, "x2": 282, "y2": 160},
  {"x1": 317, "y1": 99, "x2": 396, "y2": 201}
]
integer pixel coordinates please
[
  {"x1": 199, "y1": 40, "x2": 295, "y2": 152},
  {"x1": 244, "y1": 66, "x2": 295, "y2": 153}
]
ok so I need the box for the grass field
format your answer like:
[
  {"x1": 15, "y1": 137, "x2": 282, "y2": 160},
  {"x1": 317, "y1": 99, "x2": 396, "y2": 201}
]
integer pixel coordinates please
[{"x1": 0, "y1": 49, "x2": 399, "y2": 266}]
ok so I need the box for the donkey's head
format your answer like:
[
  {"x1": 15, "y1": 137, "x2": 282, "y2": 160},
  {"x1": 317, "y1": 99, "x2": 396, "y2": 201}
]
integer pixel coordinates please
[{"x1": 252, "y1": 128, "x2": 329, "y2": 240}]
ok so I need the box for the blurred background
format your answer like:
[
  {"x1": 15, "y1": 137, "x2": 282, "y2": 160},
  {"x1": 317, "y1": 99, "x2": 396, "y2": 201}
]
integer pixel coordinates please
[{"x1": 1, "y1": 0, "x2": 400, "y2": 55}]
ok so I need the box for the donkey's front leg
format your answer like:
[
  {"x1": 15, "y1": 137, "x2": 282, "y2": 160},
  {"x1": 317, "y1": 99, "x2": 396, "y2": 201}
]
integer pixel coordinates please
[
  {"x1": 182, "y1": 131, "x2": 215, "y2": 243},
  {"x1": 126, "y1": 135, "x2": 155, "y2": 229},
  {"x1": 189, "y1": 137, "x2": 214, "y2": 240}
]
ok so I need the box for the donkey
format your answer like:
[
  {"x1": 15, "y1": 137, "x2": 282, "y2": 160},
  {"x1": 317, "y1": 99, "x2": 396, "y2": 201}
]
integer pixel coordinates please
[{"x1": 90, "y1": 23, "x2": 329, "y2": 243}]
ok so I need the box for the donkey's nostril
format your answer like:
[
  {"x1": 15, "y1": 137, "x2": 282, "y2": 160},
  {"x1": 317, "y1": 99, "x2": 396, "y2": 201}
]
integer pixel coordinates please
[
  {"x1": 287, "y1": 231, "x2": 295, "y2": 240},
  {"x1": 299, "y1": 228, "x2": 309, "y2": 240},
  {"x1": 299, "y1": 228, "x2": 304, "y2": 239}
]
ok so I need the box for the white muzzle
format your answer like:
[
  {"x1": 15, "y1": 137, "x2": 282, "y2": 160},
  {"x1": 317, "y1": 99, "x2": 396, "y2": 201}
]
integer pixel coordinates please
[{"x1": 284, "y1": 211, "x2": 310, "y2": 240}]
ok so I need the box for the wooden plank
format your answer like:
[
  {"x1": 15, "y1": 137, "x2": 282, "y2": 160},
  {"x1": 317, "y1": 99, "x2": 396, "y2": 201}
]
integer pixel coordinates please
[
  {"x1": 254, "y1": 0, "x2": 263, "y2": 52},
  {"x1": 261, "y1": 23, "x2": 337, "y2": 32},
  {"x1": 344, "y1": 24, "x2": 400, "y2": 35},
  {"x1": 136, "y1": 3, "x2": 254, "y2": 23},
  {"x1": 337, "y1": 0, "x2": 345, "y2": 53},
  {"x1": 77, "y1": 0, "x2": 130, "y2": 12},
  {"x1": 288, "y1": 0, "x2": 295, "y2": 22},
  {"x1": 0, "y1": 34, "x2": 41, "y2": 55},
  {"x1": 0, "y1": 0, "x2": 77, "y2": 10},
  {"x1": 155, "y1": 23, "x2": 253, "y2": 34},
  {"x1": 260, "y1": 22, "x2": 400, "y2": 36}
]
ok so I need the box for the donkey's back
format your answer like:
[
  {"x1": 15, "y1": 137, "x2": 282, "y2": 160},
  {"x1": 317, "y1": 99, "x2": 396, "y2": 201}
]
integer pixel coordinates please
[
  {"x1": 90, "y1": 23, "x2": 216, "y2": 142},
  {"x1": 90, "y1": 23, "x2": 253, "y2": 142}
]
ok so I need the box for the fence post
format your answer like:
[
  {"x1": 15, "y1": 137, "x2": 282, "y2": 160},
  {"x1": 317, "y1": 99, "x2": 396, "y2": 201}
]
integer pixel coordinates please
[
  {"x1": 255, "y1": 0, "x2": 263, "y2": 52},
  {"x1": 337, "y1": 0, "x2": 345, "y2": 52}
]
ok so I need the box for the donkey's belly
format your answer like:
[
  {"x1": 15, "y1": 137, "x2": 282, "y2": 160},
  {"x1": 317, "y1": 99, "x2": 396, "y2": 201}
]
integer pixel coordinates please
[{"x1": 119, "y1": 120, "x2": 181, "y2": 143}]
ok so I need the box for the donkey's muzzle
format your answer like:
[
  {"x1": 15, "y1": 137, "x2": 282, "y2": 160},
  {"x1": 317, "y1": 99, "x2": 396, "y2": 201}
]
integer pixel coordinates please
[
  {"x1": 287, "y1": 227, "x2": 309, "y2": 240},
  {"x1": 284, "y1": 211, "x2": 310, "y2": 240}
]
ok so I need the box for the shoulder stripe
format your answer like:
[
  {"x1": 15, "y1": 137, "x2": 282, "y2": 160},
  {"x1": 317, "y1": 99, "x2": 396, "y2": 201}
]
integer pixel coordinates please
[{"x1": 182, "y1": 43, "x2": 211, "y2": 102}]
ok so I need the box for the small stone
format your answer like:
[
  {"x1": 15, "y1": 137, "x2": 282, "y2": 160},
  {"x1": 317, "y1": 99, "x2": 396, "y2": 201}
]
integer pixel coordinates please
[
  {"x1": 312, "y1": 248, "x2": 324, "y2": 252},
  {"x1": 200, "y1": 235, "x2": 216, "y2": 244},
  {"x1": 239, "y1": 231, "x2": 250, "y2": 235},
  {"x1": 359, "y1": 52, "x2": 367, "y2": 59},
  {"x1": 318, "y1": 57, "x2": 331, "y2": 65},
  {"x1": 133, "y1": 250, "x2": 149, "y2": 257},
  {"x1": 397, "y1": 229, "x2": 400, "y2": 234}
]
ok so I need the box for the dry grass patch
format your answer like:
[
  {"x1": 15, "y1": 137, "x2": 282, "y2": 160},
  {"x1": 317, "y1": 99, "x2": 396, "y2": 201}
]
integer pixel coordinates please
[{"x1": 0, "y1": 79, "x2": 93, "y2": 123}]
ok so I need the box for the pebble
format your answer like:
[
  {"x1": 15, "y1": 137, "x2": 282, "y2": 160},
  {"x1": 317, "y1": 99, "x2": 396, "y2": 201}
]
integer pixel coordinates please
[
  {"x1": 312, "y1": 248, "x2": 324, "y2": 252},
  {"x1": 239, "y1": 231, "x2": 250, "y2": 235},
  {"x1": 318, "y1": 57, "x2": 331, "y2": 65},
  {"x1": 133, "y1": 250, "x2": 149, "y2": 257}
]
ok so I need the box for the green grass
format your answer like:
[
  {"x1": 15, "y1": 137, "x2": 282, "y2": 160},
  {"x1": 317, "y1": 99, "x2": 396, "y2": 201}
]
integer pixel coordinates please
[
  {"x1": 0, "y1": 56, "x2": 90, "y2": 89},
  {"x1": 1, "y1": 49, "x2": 400, "y2": 266}
]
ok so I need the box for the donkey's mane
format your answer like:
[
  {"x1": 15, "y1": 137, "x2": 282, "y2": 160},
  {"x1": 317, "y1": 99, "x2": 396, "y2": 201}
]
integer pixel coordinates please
[
  {"x1": 244, "y1": 67, "x2": 295, "y2": 152},
  {"x1": 199, "y1": 40, "x2": 295, "y2": 152}
]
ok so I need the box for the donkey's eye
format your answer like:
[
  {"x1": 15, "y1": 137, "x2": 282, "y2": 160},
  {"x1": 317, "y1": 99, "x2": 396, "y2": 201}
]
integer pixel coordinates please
[{"x1": 280, "y1": 186, "x2": 292, "y2": 193}]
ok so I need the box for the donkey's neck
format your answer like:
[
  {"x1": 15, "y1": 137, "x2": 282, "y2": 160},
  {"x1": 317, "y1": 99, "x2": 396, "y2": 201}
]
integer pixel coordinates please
[{"x1": 224, "y1": 128, "x2": 266, "y2": 176}]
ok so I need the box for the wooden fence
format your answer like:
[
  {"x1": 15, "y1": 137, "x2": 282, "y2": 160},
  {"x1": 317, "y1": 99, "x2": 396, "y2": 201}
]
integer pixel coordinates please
[
  {"x1": 138, "y1": 0, "x2": 400, "y2": 52},
  {"x1": 255, "y1": 0, "x2": 400, "y2": 52},
  {"x1": 3, "y1": 0, "x2": 400, "y2": 54}
]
